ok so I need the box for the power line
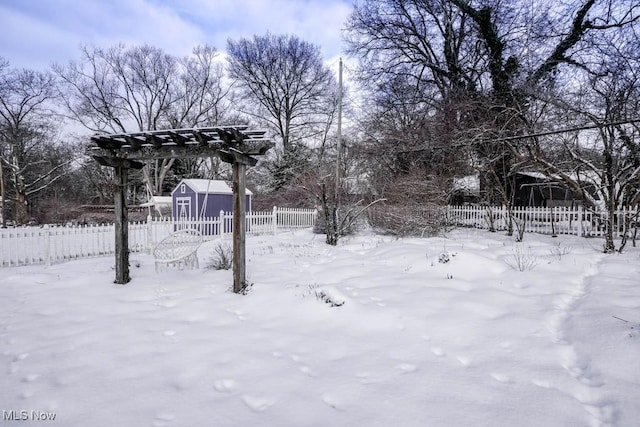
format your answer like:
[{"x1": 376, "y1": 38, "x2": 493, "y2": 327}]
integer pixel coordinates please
[
  {"x1": 484, "y1": 118, "x2": 640, "y2": 143},
  {"x1": 394, "y1": 117, "x2": 640, "y2": 154}
]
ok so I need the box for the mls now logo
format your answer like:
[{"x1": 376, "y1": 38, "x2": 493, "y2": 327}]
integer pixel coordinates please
[{"x1": 3, "y1": 410, "x2": 57, "y2": 421}]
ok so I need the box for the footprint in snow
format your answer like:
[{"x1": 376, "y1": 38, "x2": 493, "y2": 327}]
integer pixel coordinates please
[
  {"x1": 583, "y1": 403, "x2": 615, "y2": 425},
  {"x1": 299, "y1": 366, "x2": 316, "y2": 377},
  {"x1": 431, "y1": 347, "x2": 445, "y2": 357},
  {"x1": 396, "y1": 363, "x2": 418, "y2": 373},
  {"x1": 490, "y1": 373, "x2": 512, "y2": 383},
  {"x1": 226, "y1": 309, "x2": 246, "y2": 321},
  {"x1": 157, "y1": 301, "x2": 177, "y2": 308},
  {"x1": 153, "y1": 412, "x2": 175, "y2": 427},
  {"x1": 322, "y1": 394, "x2": 342, "y2": 410},
  {"x1": 531, "y1": 379, "x2": 552, "y2": 388},
  {"x1": 20, "y1": 390, "x2": 34, "y2": 399},
  {"x1": 213, "y1": 379, "x2": 238, "y2": 393},
  {"x1": 22, "y1": 374, "x2": 39, "y2": 383},
  {"x1": 355, "y1": 372, "x2": 379, "y2": 384},
  {"x1": 499, "y1": 341, "x2": 512, "y2": 351},
  {"x1": 456, "y1": 356, "x2": 472, "y2": 367},
  {"x1": 14, "y1": 353, "x2": 29, "y2": 362},
  {"x1": 242, "y1": 395, "x2": 275, "y2": 412}
]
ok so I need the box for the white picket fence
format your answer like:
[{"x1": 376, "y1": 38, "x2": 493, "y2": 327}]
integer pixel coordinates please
[
  {"x1": 0, "y1": 207, "x2": 317, "y2": 267},
  {"x1": 444, "y1": 205, "x2": 640, "y2": 238}
]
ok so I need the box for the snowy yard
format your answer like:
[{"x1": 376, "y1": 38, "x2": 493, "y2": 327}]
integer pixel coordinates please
[{"x1": 1, "y1": 229, "x2": 639, "y2": 426}]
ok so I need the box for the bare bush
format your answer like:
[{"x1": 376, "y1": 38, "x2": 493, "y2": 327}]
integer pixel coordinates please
[
  {"x1": 367, "y1": 204, "x2": 452, "y2": 237},
  {"x1": 506, "y1": 244, "x2": 538, "y2": 272},
  {"x1": 512, "y1": 214, "x2": 527, "y2": 242},
  {"x1": 550, "y1": 242, "x2": 572, "y2": 260},
  {"x1": 206, "y1": 242, "x2": 233, "y2": 270}
]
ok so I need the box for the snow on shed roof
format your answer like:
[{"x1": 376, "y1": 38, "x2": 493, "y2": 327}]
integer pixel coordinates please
[
  {"x1": 516, "y1": 171, "x2": 548, "y2": 180},
  {"x1": 453, "y1": 175, "x2": 480, "y2": 192},
  {"x1": 140, "y1": 196, "x2": 172, "y2": 207},
  {"x1": 175, "y1": 179, "x2": 253, "y2": 195}
]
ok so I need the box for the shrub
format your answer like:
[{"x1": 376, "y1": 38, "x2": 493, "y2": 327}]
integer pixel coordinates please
[
  {"x1": 206, "y1": 242, "x2": 233, "y2": 270},
  {"x1": 506, "y1": 244, "x2": 538, "y2": 271},
  {"x1": 550, "y1": 242, "x2": 572, "y2": 260},
  {"x1": 367, "y1": 204, "x2": 452, "y2": 237}
]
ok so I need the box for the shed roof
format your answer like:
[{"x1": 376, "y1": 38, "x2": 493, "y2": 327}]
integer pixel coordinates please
[
  {"x1": 453, "y1": 175, "x2": 480, "y2": 192},
  {"x1": 174, "y1": 179, "x2": 253, "y2": 195},
  {"x1": 140, "y1": 196, "x2": 172, "y2": 207}
]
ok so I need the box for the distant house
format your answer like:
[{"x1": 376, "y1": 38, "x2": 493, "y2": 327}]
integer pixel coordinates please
[
  {"x1": 512, "y1": 172, "x2": 600, "y2": 207},
  {"x1": 140, "y1": 195, "x2": 172, "y2": 217},
  {"x1": 450, "y1": 172, "x2": 600, "y2": 207},
  {"x1": 171, "y1": 179, "x2": 252, "y2": 234},
  {"x1": 450, "y1": 175, "x2": 481, "y2": 205}
]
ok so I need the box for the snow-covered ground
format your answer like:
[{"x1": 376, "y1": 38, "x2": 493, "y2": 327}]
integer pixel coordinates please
[{"x1": 1, "y1": 229, "x2": 639, "y2": 426}]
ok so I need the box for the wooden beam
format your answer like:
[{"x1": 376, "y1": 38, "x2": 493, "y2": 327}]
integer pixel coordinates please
[
  {"x1": 194, "y1": 130, "x2": 212, "y2": 146},
  {"x1": 168, "y1": 131, "x2": 189, "y2": 146},
  {"x1": 215, "y1": 128, "x2": 235, "y2": 145},
  {"x1": 146, "y1": 134, "x2": 164, "y2": 149},
  {"x1": 232, "y1": 161, "x2": 247, "y2": 294},
  {"x1": 124, "y1": 135, "x2": 144, "y2": 150},
  {"x1": 90, "y1": 128, "x2": 273, "y2": 159},
  {"x1": 95, "y1": 136, "x2": 123, "y2": 150},
  {"x1": 219, "y1": 149, "x2": 258, "y2": 166},
  {"x1": 114, "y1": 166, "x2": 130, "y2": 284},
  {"x1": 90, "y1": 126, "x2": 266, "y2": 145},
  {"x1": 92, "y1": 155, "x2": 145, "y2": 170},
  {"x1": 89, "y1": 142, "x2": 272, "y2": 163}
]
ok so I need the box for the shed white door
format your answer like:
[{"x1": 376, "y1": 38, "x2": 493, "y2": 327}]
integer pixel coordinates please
[{"x1": 175, "y1": 197, "x2": 192, "y2": 228}]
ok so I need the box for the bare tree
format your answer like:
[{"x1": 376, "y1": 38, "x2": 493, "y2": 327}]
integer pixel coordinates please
[
  {"x1": 346, "y1": 0, "x2": 640, "y2": 245},
  {"x1": 522, "y1": 44, "x2": 640, "y2": 252},
  {"x1": 55, "y1": 44, "x2": 230, "y2": 196},
  {"x1": 227, "y1": 33, "x2": 337, "y2": 190},
  {"x1": 165, "y1": 45, "x2": 231, "y2": 129},
  {"x1": 0, "y1": 60, "x2": 73, "y2": 225}
]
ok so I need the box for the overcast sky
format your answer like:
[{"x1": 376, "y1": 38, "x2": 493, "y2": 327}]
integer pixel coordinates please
[{"x1": 0, "y1": 0, "x2": 353, "y2": 70}]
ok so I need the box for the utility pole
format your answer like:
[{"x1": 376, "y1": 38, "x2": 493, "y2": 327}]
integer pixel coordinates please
[
  {"x1": 0, "y1": 159, "x2": 5, "y2": 228},
  {"x1": 334, "y1": 58, "x2": 343, "y2": 205}
]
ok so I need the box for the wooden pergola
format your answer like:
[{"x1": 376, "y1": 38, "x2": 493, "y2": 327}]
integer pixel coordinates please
[{"x1": 88, "y1": 126, "x2": 274, "y2": 292}]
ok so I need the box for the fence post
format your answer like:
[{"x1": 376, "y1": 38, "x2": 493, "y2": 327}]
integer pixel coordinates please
[
  {"x1": 219, "y1": 210, "x2": 225, "y2": 237},
  {"x1": 272, "y1": 206, "x2": 278, "y2": 235},
  {"x1": 44, "y1": 224, "x2": 51, "y2": 267},
  {"x1": 577, "y1": 205, "x2": 584, "y2": 237},
  {"x1": 146, "y1": 215, "x2": 153, "y2": 253}
]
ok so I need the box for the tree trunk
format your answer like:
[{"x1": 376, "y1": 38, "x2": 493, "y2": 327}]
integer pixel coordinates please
[
  {"x1": 603, "y1": 135, "x2": 617, "y2": 253},
  {"x1": 14, "y1": 181, "x2": 28, "y2": 225}
]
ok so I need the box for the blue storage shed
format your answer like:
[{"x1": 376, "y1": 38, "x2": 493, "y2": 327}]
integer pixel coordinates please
[{"x1": 171, "y1": 179, "x2": 252, "y2": 234}]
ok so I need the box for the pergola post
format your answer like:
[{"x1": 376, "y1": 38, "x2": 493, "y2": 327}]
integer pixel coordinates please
[
  {"x1": 114, "y1": 166, "x2": 130, "y2": 284},
  {"x1": 232, "y1": 161, "x2": 247, "y2": 293}
]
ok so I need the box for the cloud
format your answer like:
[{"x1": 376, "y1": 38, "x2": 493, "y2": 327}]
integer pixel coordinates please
[
  {"x1": 157, "y1": 0, "x2": 352, "y2": 57},
  {"x1": 0, "y1": 0, "x2": 203, "y2": 69},
  {"x1": 0, "y1": 0, "x2": 353, "y2": 71}
]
